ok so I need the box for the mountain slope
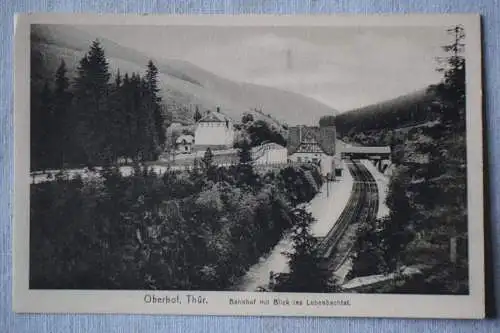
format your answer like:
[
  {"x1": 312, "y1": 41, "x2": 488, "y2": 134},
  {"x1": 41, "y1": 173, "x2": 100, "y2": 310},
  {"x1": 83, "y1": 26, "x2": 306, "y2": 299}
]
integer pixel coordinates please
[
  {"x1": 346, "y1": 89, "x2": 437, "y2": 115},
  {"x1": 334, "y1": 88, "x2": 439, "y2": 136},
  {"x1": 31, "y1": 24, "x2": 339, "y2": 126}
]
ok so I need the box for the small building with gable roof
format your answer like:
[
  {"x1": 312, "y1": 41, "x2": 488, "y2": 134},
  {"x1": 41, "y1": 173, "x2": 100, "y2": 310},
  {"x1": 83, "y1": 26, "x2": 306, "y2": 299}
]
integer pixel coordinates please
[
  {"x1": 175, "y1": 134, "x2": 194, "y2": 154},
  {"x1": 287, "y1": 125, "x2": 338, "y2": 176},
  {"x1": 251, "y1": 142, "x2": 288, "y2": 165},
  {"x1": 193, "y1": 107, "x2": 235, "y2": 151}
]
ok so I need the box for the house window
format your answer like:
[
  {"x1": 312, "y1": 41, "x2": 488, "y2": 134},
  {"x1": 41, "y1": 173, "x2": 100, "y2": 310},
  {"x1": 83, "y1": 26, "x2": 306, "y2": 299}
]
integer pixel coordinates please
[
  {"x1": 312, "y1": 158, "x2": 319, "y2": 164},
  {"x1": 185, "y1": 146, "x2": 188, "y2": 151},
  {"x1": 297, "y1": 157, "x2": 302, "y2": 162}
]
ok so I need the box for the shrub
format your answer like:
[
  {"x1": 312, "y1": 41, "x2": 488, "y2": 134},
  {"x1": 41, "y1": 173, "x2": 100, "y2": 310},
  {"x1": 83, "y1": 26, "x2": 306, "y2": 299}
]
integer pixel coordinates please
[{"x1": 30, "y1": 162, "x2": 323, "y2": 290}]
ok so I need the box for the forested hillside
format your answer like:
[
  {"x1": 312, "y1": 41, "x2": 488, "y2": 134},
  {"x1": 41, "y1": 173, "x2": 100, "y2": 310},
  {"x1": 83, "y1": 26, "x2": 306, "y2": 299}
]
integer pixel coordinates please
[
  {"x1": 31, "y1": 39, "x2": 165, "y2": 171},
  {"x1": 333, "y1": 88, "x2": 440, "y2": 138},
  {"x1": 345, "y1": 25, "x2": 469, "y2": 294}
]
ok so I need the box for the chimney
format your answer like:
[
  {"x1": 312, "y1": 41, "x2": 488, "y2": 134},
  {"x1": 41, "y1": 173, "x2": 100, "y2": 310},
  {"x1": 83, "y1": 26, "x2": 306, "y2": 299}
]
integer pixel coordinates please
[{"x1": 217, "y1": 106, "x2": 220, "y2": 113}]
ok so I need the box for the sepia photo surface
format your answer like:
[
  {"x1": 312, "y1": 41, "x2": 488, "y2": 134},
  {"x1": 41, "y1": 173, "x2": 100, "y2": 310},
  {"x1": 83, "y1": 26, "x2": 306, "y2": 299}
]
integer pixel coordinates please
[{"x1": 13, "y1": 13, "x2": 485, "y2": 318}]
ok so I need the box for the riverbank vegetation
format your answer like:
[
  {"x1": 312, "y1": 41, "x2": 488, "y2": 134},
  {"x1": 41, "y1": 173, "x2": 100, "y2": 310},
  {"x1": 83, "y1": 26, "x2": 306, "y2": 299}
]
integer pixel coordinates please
[{"x1": 30, "y1": 157, "x2": 323, "y2": 290}]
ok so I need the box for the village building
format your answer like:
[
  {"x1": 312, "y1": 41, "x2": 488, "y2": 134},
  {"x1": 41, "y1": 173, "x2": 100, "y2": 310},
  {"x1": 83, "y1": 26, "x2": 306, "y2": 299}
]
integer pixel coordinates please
[
  {"x1": 251, "y1": 142, "x2": 288, "y2": 165},
  {"x1": 287, "y1": 126, "x2": 338, "y2": 176},
  {"x1": 193, "y1": 107, "x2": 235, "y2": 152},
  {"x1": 175, "y1": 134, "x2": 194, "y2": 154}
]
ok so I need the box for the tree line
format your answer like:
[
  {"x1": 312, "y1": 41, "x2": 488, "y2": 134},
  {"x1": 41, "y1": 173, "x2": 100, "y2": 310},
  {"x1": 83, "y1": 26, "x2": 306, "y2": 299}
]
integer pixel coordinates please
[
  {"x1": 331, "y1": 90, "x2": 440, "y2": 137},
  {"x1": 333, "y1": 25, "x2": 466, "y2": 140},
  {"x1": 31, "y1": 40, "x2": 165, "y2": 171},
  {"x1": 347, "y1": 25, "x2": 468, "y2": 294},
  {"x1": 30, "y1": 146, "x2": 324, "y2": 290}
]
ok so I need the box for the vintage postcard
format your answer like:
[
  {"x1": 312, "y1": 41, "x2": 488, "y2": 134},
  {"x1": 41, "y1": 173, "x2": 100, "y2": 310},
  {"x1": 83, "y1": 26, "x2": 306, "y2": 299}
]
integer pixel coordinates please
[{"x1": 13, "y1": 13, "x2": 485, "y2": 319}]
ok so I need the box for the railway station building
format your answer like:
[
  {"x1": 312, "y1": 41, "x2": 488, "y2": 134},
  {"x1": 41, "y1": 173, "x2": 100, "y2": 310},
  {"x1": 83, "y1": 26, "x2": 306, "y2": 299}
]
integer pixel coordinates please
[
  {"x1": 341, "y1": 146, "x2": 392, "y2": 172},
  {"x1": 287, "y1": 125, "x2": 340, "y2": 177}
]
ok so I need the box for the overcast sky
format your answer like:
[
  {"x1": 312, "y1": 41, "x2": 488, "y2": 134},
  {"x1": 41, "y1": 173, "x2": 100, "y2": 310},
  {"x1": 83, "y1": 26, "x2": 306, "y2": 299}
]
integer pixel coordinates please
[{"x1": 80, "y1": 25, "x2": 451, "y2": 112}]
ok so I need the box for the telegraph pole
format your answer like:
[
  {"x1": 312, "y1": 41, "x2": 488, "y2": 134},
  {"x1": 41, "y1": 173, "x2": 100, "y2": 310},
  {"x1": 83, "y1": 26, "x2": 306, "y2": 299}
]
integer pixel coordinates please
[{"x1": 326, "y1": 173, "x2": 330, "y2": 198}]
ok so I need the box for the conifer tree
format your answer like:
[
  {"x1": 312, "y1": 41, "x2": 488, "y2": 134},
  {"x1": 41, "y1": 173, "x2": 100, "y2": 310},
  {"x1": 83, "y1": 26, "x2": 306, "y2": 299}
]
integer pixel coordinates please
[
  {"x1": 271, "y1": 208, "x2": 335, "y2": 292},
  {"x1": 108, "y1": 69, "x2": 126, "y2": 163},
  {"x1": 30, "y1": 48, "x2": 46, "y2": 171},
  {"x1": 237, "y1": 139, "x2": 255, "y2": 187},
  {"x1": 72, "y1": 39, "x2": 111, "y2": 165},
  {"x1": 194, "y1": 105, "x2": 202, "y2": 122},
  {"x1": 430, "y1": 25, "x2": 466, "y2": 127},
  {"x1": 32, "y1": 81, "x2": 54, "y2": 170},
  {"x1": 139, "y1": 76, "x2": 159, "y2": 161},
  {"x1": 52, "y1": 59, "x2": 72, "y2": 167},
  {"x1": 145, "y1": 60, "x2": 165, "y2": 148},
  {"x1": 238, "y1": 140, "x2": 253, "y2": 165},
  {"x1": 202, "y1": 148, "x2": 214, "y2": 170},
  {"x1": 379, "y1": 168, "x2": 414, "y2": 272},
  {"x1": 129, "y1": 73, "x2": 144, "y2": 161},
  {"x1": 120, "y1": 73, "x2": 137, "y2": 161}
]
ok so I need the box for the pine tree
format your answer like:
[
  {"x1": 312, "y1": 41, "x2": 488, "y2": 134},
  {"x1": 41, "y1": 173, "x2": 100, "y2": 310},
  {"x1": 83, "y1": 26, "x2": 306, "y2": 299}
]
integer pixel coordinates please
[
  {"x1": 430, "y1": 25, "x2": 466, "y2": 127},
  {"x1": 380, "y1": 168, "x2": 414, "y2": 272},
  {"x1": 348, "y1": 220, "x2": 388, "y2": 279},
  {"x1": 114, "y1": 69, "x2": 122, "y2": 87},
  {"x1": 30, "y1": 47, "x2": 46, "y2": 171},
  {"x1": 238, "y1": 140, "x2": 252, "y2": 165},
  {"x1": 52, "y1": 59, "x2": 72, "y2": 168},
  {"x1": 108, "y1": 69, "x2": 127, "y2": 163},
  {"x1": 128, "y1": 73, "x2": 144, "y2": 161},
  {"x1": 145, "y1": 60, "x2": 165, "y2": 149},
  {"x1": 139, "y1": 76, "x2": 159, "y2": 161},
  {"x1": 236, "y1": 140, "x2": 256, "y2": 187},
  {"x1": 72, "y1": 39, "x2": 112, "y2": 165},
  {"x1": 193, "y1": 105, "x2": 202, "y2": 122},
  {"x1": 271, "y1": 208, "x2": 335, "y2": 292},
  {"x1": 429, "y1": 25, "x2": 468, "y2": 278},
  {"x1": 32, "y1": 81, "x2": 54, "y2": 170},
  {"x1": 120, "y1": 73, "x2": 137, "y2": 161},
  {"x1": 202, "y1": 148, "x2": 213, "y2": 170}
]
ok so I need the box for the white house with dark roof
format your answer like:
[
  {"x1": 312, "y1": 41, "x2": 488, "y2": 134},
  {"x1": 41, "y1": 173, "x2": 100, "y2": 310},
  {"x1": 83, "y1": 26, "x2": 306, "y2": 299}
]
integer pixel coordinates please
[
  {"x1": 287, "y1": 126, "x2": 338, "y2": 176},
  {"x1": 193, "y1": 107, "x2": 235, "y2": 151},
  {"x1": 175, "y1": 134, "x2": 194, "y2": 154}
]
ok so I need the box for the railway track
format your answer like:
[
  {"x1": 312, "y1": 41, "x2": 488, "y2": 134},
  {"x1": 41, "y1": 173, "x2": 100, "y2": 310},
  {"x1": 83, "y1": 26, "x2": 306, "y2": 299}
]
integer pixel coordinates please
[{"x1": 316, "y1": 160, "x2": 379, "y2": 272}]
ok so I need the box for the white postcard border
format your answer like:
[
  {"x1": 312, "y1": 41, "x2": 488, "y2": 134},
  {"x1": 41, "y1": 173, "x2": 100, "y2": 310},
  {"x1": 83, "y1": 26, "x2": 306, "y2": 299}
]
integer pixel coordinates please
[{"x1": 13, "y1": 13, "x2": 485, "y2": 319}]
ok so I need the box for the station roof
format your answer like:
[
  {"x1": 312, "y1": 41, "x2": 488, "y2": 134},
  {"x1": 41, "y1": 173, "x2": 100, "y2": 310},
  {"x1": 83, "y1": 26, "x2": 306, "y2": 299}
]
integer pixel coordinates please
[{"x1": 287, "y1": 126, "x2": 336, "y2": 156}]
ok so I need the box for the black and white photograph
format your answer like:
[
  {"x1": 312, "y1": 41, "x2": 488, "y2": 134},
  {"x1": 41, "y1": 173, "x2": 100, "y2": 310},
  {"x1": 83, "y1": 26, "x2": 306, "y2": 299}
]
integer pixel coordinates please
[{"x1": 14, "y1": 14, "x2": 485, "y2": 318}]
